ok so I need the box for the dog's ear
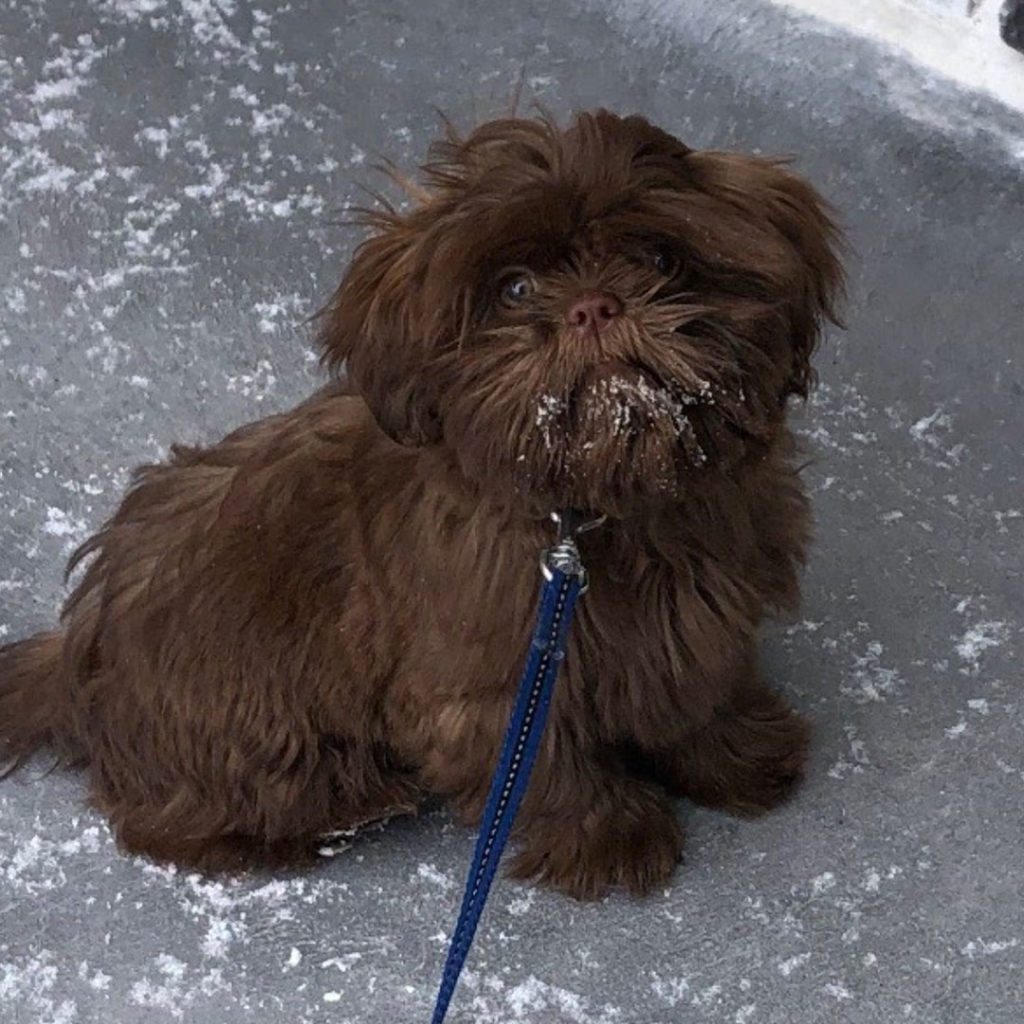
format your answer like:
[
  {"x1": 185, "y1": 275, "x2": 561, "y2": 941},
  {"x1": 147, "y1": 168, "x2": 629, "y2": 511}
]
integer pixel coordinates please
[
  {"x1": 688, "y1": 152, "x2": 846, "y2": 398},
  {"x1": 618, "y1": 113, "x2": 693, "y2": 162},
  {"x1": 318, "y1": 219, "x2": 442, "y2": 446}
]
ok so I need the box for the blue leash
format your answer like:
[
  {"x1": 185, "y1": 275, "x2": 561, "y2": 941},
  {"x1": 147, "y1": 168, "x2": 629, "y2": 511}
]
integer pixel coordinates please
[{"x1": 428, "y1": 510, "x2": 601, "y2": 1024}]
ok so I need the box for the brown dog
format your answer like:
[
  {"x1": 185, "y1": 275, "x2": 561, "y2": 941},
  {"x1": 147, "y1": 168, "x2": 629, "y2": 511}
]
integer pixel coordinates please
[{"x1": 0, "y1": 110, "x2": 843, "y2": 899}]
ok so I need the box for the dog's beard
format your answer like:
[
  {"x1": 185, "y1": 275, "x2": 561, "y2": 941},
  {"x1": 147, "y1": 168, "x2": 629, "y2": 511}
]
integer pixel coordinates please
[
  {"x1": 534, "y1": 363, "x2": 710, "y2": 490},
  {"x1": 440, "y1": 306, "x2": 778, "y2": 514}
]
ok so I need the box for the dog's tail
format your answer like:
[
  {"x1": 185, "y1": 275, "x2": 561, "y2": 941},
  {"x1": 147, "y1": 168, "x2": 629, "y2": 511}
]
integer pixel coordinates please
[{"x1": 0, "y1": 631, "x2": 79, "y2": 777}]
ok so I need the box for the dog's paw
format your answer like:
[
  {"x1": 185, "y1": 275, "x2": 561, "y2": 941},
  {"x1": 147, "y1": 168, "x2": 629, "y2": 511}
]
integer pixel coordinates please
[
  {"x1": 682, "y1": 690, "x2": 810, "y2": 817},
  {"x1": 508, "y1": 789, "x2": 683, "y2": 900}
]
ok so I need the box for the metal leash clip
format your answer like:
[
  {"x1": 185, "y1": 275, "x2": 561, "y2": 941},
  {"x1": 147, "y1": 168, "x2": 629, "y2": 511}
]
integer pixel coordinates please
[{"x1": 541, "y1": 509, "x2": 606, "y2": 592}]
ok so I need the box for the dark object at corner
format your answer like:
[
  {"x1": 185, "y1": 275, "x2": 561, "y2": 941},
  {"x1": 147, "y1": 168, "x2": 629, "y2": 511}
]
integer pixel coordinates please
[{"x1": 1002, "y1": 0, "x2": 1024, "y2": 54}]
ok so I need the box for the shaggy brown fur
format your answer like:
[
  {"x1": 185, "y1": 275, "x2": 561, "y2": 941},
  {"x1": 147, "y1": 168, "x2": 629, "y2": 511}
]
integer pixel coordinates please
[{"x1": 0, "y1": 110, "x2": 843, "y2": 899}]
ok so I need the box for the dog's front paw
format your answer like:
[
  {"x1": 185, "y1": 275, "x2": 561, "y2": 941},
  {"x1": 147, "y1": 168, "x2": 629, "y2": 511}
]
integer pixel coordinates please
[
  {"x1": 508, "y1": 785, "x2": 683, "y2": 900},
  {"x1": 680, "y1": 684, "x2": 810, "y2": 817}
]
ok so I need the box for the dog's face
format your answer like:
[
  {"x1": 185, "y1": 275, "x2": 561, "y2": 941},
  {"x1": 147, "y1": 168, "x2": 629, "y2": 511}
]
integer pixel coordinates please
[{"x1": 321, "y1": 111, "x2": 843, "y2": 514}]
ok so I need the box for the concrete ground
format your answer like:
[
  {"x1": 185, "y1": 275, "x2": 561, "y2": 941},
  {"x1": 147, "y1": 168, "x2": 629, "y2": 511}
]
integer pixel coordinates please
[{"x1": 2, "y1": 1, "x2": 1023, "y2": 1022}]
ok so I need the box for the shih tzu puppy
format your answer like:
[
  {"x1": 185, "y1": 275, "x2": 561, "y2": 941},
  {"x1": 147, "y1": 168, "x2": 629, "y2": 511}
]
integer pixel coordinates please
[{"x1": 0, "y1": 110, "x2": 843, "y2": 899}]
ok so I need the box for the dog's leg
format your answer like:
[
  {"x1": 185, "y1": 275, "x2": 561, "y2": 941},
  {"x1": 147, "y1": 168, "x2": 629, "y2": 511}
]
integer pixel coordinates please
[
  {"x1": 412, "y1": 687, "x2": 684, "y2": 900},
  {"x1": 506, "y1": 755, "x2": 684, "y2": 900},
  {"x1": 113, "y1": 817, "x2": 325, "y2": 873},
  {"x1": 651, "y1": 676, "x2": 810, "y2": 817},
  {"x1": 90, "y1": 732, "x2": 420, "y2": 875},
  {"x1": 500, "y1": 726, "x2": 687, "y2": 900}
]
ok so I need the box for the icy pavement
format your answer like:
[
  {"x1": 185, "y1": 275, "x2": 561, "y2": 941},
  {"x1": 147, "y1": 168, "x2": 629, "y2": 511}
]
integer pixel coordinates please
[{"x1": 1, "y1": 1, "x2": 1022, "y2": 1022}]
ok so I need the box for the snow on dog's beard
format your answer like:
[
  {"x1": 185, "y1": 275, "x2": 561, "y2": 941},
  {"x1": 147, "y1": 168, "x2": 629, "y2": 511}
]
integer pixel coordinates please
[
  {"x1": 437, "y1": 270, "x2": 776, "y2": 516},
  {"x1": 318, "y1": 111, "x2": 844, "y2": 516}
]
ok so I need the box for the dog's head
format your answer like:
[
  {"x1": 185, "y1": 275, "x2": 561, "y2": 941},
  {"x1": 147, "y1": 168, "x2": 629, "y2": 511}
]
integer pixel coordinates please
[{"x1": 320, "y1": 110, "x2": 844, "y2": 515}]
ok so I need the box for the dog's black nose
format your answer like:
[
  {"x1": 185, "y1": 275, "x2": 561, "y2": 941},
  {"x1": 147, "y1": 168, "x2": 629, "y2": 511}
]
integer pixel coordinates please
[{"x1": 567, "y1": 292, "x2": 622, "y2": 335}]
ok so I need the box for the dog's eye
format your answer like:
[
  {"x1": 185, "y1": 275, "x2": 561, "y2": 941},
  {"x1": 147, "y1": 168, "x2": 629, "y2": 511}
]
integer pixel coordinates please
[
  {"x1": 498, "y1": 271, "x2": 537, "y2": 305},
  {"x1": 651, "y1": 248, "x2": 680, "y2": 277}
]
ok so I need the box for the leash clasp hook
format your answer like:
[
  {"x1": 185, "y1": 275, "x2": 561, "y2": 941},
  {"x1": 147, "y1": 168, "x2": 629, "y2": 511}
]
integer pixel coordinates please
[{"x1": 540, "y1": 509, "x2": 606, "y2": 590}]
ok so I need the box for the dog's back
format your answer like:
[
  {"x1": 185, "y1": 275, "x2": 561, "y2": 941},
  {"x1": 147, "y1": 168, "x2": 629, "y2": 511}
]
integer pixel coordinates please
[{"x1": 0, "y1": 380, "x2": 360, "y2": 781}]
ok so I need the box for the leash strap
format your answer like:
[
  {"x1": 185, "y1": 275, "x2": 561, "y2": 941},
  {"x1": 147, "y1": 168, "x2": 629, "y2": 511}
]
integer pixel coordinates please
[{"x1": 428, "y1": 513, "x2": 594, "y2": 1023}]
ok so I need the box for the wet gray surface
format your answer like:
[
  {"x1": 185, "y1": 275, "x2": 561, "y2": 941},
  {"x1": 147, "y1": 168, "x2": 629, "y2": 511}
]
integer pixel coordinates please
[{"x1": 2, "y1": 1, "x2": 1023, "y2": 1022}]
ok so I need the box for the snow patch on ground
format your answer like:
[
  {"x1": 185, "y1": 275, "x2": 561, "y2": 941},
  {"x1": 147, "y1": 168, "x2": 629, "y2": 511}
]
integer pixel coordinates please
[
  {"x1": 592, "y1": 0, "x2": 1024, "y2": 159},
  {"x1": 457, "y1": 971, "x2": 623, "y2": 1022},
  {"x1": 955, "y1": 621, "x2": 1011, "y2": 672},
  {"x1": 842, "y1": 641, "x2": 904, "y2": 703},
  {"x1": 0, "y1": 952, "x2": 77, "y2": 1024},
  {"x1": 772, "y1": 0, "x2": 1024, "y2": 120}
]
